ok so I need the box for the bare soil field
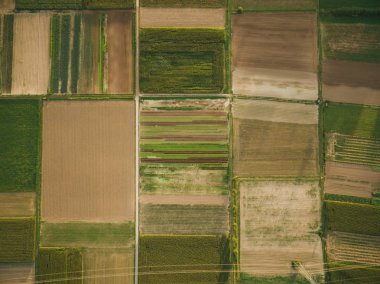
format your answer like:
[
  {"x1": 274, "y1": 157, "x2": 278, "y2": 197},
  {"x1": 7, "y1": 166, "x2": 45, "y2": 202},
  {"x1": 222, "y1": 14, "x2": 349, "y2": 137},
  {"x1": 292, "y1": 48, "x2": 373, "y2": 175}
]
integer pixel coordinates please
[
  {"x1": 325, "y1": 161, "x2": 380, "y2": 198},
  {"x1": 140, "y1": 194, "x2": 228, "y2": 205},
  {"x1": 41, "y1": 101, "x2": 135, "y2": 222},
  {"x1": 83, "y1": 248, "x2": 134, "y2": 284},
  {"x1": 327, "y1": 231, "x2": 380, "y2": 266},
  {"x1": 323, "y1": 59, "x2": 380, "y2": 106},
  {"x1": 107, "y1": 11, "x2": 133, "y2": 94},
  {"x1": 232, "y1": 13, "x2": 317, "y2": 100},
  {"x1": 240, "y1": 180, "x2": 323, "y2": 276},
  {"x1": 0, "y1": 193, "x2": 35, "y2": 217},
  {"x1": 140, "y1": 8, "x2": 225, "y2": 27},
  {"x1": 11, "y1": 13, "x2": 50, "y2": 95},
  {"x1": 0, "y1": 0, "x2": 14, "y2": 10},
  {"x1": 233, "y1": 100, "x2": 319, "y2": 177},
  {"x1": 234, "y1": 0, "x2": 316, "y2": 11},
  {"x1": 0, "y1": 263, "x2": 34, "y2": 284}
]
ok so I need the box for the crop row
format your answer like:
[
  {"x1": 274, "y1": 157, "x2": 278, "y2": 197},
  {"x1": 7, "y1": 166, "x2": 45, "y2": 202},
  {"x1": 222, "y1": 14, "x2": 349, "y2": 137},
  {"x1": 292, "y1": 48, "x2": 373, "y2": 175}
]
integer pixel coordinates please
[
  {"x1": 16, "y1": 0, "x2": 134, "y2": 9},
  {"x1": 0, "y1": 15, "x2": 14, "y2": 94},
  {"x1": 141, "y1": 0, "x2": 226, "y2": 8}
]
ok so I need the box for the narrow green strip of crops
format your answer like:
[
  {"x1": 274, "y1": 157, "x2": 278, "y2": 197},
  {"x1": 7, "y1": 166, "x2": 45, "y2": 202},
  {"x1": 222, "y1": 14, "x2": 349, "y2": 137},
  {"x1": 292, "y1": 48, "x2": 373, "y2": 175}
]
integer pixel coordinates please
[
  {"x1": 70, "y1": 14, "x2": 81, "y2": 94},
  {"x1": 0, "y1": 15, "x2": 14, "y2": 93},
  {"x1": 60, "y1": 15, "x2": 71, "y2": 94},
  {"x1": 140, "y1": 0, "x2": 226, "y2": 8},
  {"x1": 50, "y1": 15, "x2": 61, "y2": 94}
]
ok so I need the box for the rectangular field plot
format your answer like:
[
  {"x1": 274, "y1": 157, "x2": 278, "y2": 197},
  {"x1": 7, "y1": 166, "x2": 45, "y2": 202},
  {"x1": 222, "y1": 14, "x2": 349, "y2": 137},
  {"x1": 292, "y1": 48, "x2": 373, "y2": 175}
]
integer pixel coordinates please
[
  {"x1": 233, "y1": 0, "x2": 316, "y2": 11},
  {"x1": 323, "y1": 60, "x2": 380, "y2": 106},
  {"x1": 140, "y1": 99, "x2": 229, "y2": 195},
  {"x1": 140, "y1": 0, "x2": 226, "y2": 7},
  {"x1": 239, "y1": 180, "x2": 323, "y2": 277},
  {"x1": 328, "y1": 262, "x2": 380, "y2": 284},
  {"x1": 16, "y1": 0, "x2": 134, "y2": 9},
  {"x1": 320, "y1": 0, "x2": 380, "y2": 12},
  {"x1": 0, "y1": 217, "x2": 35, "y2": 262},
  {"x1": 233, "y1": 99, "x2": 319, "y2": 177},
  {"x1": 140, "y1": 28, "x2": 226, "y2": 94},
  {"x1": 41, "y1": 101, "x2": 135, "y2": 222},
  {"x1": 0, "y1": 0, "x2": 15, "y2": 10},
  {"x1": 232, "y1": 13, "x2": 317, "y2": 100},
  {"x1": 0, "y1": 100, "x2": 41, "y2": 192},
  {"x1": 50, "y1": 11, "x2": 133, "y2": 95},
  {"x1": 139, "y1": 235, "x2": 230, "y2": 283},
  {"x1": 0, "y1": 14, "x2": 13, "y2": 94},
  {"x1": 0, "y1": 192, "x2": 35, "y2": 217},
  {"x1": 0, "y1": 263, "x2": 34, "y2": 284}
]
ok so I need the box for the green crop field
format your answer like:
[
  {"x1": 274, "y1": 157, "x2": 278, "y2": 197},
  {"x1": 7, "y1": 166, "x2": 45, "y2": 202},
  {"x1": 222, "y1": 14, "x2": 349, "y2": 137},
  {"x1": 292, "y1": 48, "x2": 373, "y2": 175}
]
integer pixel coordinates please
[
  {"x1": 0, "y1": 100, "x2": 41, "y2": 192},
  {"x1": 0, "y1": 15, "x2": 14, "y2": 94},
  {"x1": 320, "y1": 0, "x2": 380, "y2": 12},
  {"x1": 326, "y1": 201, "x2": 380, "y2": 236},
  {"x1": 140, "y1": 0, "x2": 226, "y2": 7},
  {"x1": 140, "y1": 99, "x2": 229, "y2": 195},
  {"x1": 0, "y1": 218, "x2": 35, "y2": 262},
  {"x1": 139, "y1": 235, "x2": 230, "y2": 283},
  {"x1": 36, "y1": 247, "x2": 82, "y2": 283},
  {"x1": 240, "y1": 274, "x2": 310, "y2": 284},
  {"x1": 140, "y1": 28, "x2": 226, "y2": 93},
  {"x1": 16, "y1": 0, "x2": 134, "y2": 9},
  {"x1": 328, "y1": 262, "x2": 380, "y2": 284},
  {"x1": 233, "y1": 0, "x2": 316, "y2": 12},
  {"x1": 40, "y1": 222, "x2": 135, "y2": 248},
  {"x1": 324, "y1": 103, "x2": 380, "y2": 139}
]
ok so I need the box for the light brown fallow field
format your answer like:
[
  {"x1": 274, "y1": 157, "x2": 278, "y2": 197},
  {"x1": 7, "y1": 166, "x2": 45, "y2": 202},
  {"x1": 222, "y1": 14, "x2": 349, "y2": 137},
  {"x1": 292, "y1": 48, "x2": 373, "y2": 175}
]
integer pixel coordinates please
[
  {"x1": 0, "y1": 192, "x2": 35, "y2": 217},
  {"x1": 41, "y1": 101, "x2": 135, "y2": 222},
  {"x1": 0, "y1": 0, "x2": 14, "y2": 10},
  {"x1": 0, "y1": 263, "x2": 34, "y2": 284},
  {"x1": 11, "y1": 13, "x2": 50, "y2": 95}
]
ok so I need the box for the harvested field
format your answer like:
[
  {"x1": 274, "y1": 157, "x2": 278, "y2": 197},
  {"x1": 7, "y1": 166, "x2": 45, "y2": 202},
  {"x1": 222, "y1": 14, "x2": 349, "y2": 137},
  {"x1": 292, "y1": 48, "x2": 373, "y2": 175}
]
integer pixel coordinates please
[
  {"x1": 233, "y1": 99, "x2": 319, "y2": 177},
  {"x1": 140, "y1": 99, "x2": 229, "y2": 195},
  {"x1": 11, "y1": 13, "x2": 50, "y2": 95},
  {"x1": 327, "y1": 231, "x2": 380, "y2": 266},
  {"x1": 240, "y1": 180, "x2": 323, "y2": 277},
  {"x1": 325, "y1": 161, "x2": 380, "y2": 198},
  {"x1": 0, "y1": 263, "x2": 34, "y2": 284},
  {"x1": 83, "y1": 248, "x2": 134, "y2": 284},
  {"x1": 234, "y1": 0, "x2": 316, "y2": 11},
  {"x1": 140, "y1": 8, "x2": 225, "y2": 27},
  {"x1": 0, "y1": 0, "x2": 15, "y2": 9},
  {"x1": 41, "y1": 101, "x2": 135, "y2": 222},
  {"x1": 0, "y1": 14, "x2": 13, "y2": 94},
  {"x1": 323, "y1": 60, "x2": 380, "y2": 106},
  {"x1": 141, "y1": 0, "x2": 226, "y2": 7},
  {"x1": 232, "y1": 13, "x2": 317, "y2": 100},
  {"x1": 107, "y1": 11, "x2": 133, "y2": 94},
  {"x1": 140, "y1": 194, "x2": 228, "y2": 205},
  {"x1": 0, "y1": 192, "x2": 35, "y2": 217}
]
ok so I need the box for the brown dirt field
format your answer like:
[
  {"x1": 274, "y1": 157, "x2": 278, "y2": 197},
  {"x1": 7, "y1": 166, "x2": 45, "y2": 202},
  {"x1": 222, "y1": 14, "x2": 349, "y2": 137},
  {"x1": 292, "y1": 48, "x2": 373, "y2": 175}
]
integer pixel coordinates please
[
  {"x1": 107, "y1": 11, "x2": 133, "y2": 94},
  {"x1": 0, "y1": 193, "x2": 35, "y2": 217},
  {"x1": 140, "y1": 8, "x2": 225, "y2": 27},
  {"x1": 327, "y1": 231, "x2": 380, "y2": 266},
  {"x1": 0, "y1": 263, "x2": 34, "y2": 284},
  {"x1": 232, "y1": 13, "x2": 317, "y2": 99},
  {"x1": 41, "y1": 101, "x2": 135, "y2": 222},
  {"x1": 0, "y1": 0, "x2": 14, "y2": 10},
  {"x1": 325, "y1": 161, "x2": 380, "y2": 198},
  {"x1": 139, "y1": 194, "x2": 228, "y2": 205},
  {"x1": 240, "y1": 180, "x2": 323, "y2": 276},
  {"x1": 11, "y1": 13, "x2": 50, "y2": 95},
  {"x1": 323, "y1": 60, "x2": 380, "y2": 106},
  {"x1": 83, "y1": 248, "x2": 134, "y2": 284}
]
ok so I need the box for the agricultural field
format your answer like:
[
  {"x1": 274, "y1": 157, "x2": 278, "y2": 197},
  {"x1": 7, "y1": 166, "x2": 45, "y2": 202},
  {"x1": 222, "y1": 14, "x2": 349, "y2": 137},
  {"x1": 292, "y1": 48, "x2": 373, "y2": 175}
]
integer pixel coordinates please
[
  {"x1": 233, "y1": 99, "x2": 319, "y2": 177},
  {"x1": 140, "y1": 8, "x2": 225, "y2": 27},
  {"x1": 328, "y1": 261, "x2": 380, "y2": 284},
  {"x1": 0, "y1": 0, "x2": 15, "y2": 10},
  {"x1": 140, "y1": 28, "x2": 226, "y2": 93},
  {"x1": 320, "y1": 0, "x2": 380, "y2": 13},
  {"x1": 239, "y1": 180, "x2": 323, "y2": 278},
  {"x1": 139, "y1": 235, "x2": 230, "y2": 283},
  {"x1": 41, "y1": 101, "x2": 135, "y2": 222},
  {"x1": 140, "y1": 0, "x2": 226, "y2": 8},
  {"x1": 140, "y1": 99, "x2": 230, "y2": 195},
  {"x1": 50, "y1": 12, "x2": 133, "y2": 95},
  {"x1": 0, "y1": 100, "x2": 41, "y2": 192},
  {"x1": 15, "y1": 0, "x2": 134, "y2": 9},
  {"x1": 232, "y1": 13, "x2": 317, "y2": 100},
  {"x1": 0, "y1": 14, "x2": 13, "y2": 94},
  {"x1": 0, "y1": 217, "x2": 35, "y2": 262},
  {"x1": 0, "y1": 192, "x2": 35, "y2": 217},
  {"x1": 233, "y1": 0, "x2": 316, "y2": 11},
  {"x1": 0, "y1": 263, "x2": 34, "y2": 284},
  {"x1": 11, "y1": 13, "x2": 50, "y2": 95},
  {"x1": 323, "y1": 59, "x2": 380, "y2": 106}
]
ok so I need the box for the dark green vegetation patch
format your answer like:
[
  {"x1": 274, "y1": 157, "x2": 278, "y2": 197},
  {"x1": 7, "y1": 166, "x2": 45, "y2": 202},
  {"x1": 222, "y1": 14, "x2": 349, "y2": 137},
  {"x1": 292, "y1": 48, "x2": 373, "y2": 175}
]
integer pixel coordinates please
[
  {"x1": 0, "y1": 15, "x2": 14, "y2": 94},
  {"x1": 240, "y1": 274, "x2": 310, "y2": 284},
  {"x1": 141, "y1": 0, "x2": 226, "y2": 7},
  {"x1": 36, "y1": 247, "x2": 82, "y2": 283},
  {"x1": 0, "y1": 100, "x2": 41, "y2": 192},
  {"x1": 233, "y1": 0, "x2": 316, "y2": 12},
  {"x1": 139, "y1": 235, "x2": 230, "y2": 284},
  {"x1": 0, "y1": 218, "x2": 35, "y2": 262},
  {"x1": 16, "y1": 0, "x2": 134, "y2": 9},
  {"x1": 325, "y1": 201, "x2": 380, "y2": 236},
  {"x1": 328, "y1": 262, "x2": 380, "y2": 284},
  {"x1": 320, "y1": 0, "x2": 380, "y2": 16},
  {"x1": 324, "y1": 103, "x2": 380, "y2": 139},
  {"x1": 140, "y1": 28, "x2": 226, "y2": 94}
]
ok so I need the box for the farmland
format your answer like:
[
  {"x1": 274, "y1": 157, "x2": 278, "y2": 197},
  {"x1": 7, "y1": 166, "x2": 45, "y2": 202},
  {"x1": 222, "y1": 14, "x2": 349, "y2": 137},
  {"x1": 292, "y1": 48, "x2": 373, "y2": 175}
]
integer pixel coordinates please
[
  {"x1": 325, "y1": 201, "x2": 380, "y2": 236},
  {"x1": 0, "y1": 217, "x2": 35, "y2": 262},
  {"x1": 140, "y1": 8, "x2": 225, "y2": 27},
  {"x1": 323, "y1": 59, "x2": 380, "y2": 106},
  {"x1": 0, "y1": 100, "x2": 41, "y2": 192},
  {"x1": 232, "y1": 13, "x2": 317, "y2": 100},
  {"x1": 140, "y1": 99, "x2": 229, "y2": 195},
  {"x1": 41, "y1": 101, "x2": 135, "y2": 222},
  {"x1": 0, "y1": 14, "x2": 13, "y2": 94},
  {"x1": 0, "y1": 0, "x2": 15, "y2": 10},
  {"x1": 140, "y1": 28, "x2": 226, "y2": 93},
  {"x1": 0, "y1": 192, "x2": 35, "y2": 217},
  {"x1": 0, "y1": 263, "x2": 34, "y2": 284},
  {"x1": 320, "y1": 0, "x2": 380, "y2": 12},
  {"x1": 233, "y1": 0, "x2": 316, "y2": 11},
  {"x1": 11, "y1": 13, "x2": 50, "y2": 95},
  {"x1": 328, "y1": 261, "x2": 380, "y2": 284},
  {"x1": 15, "y1": 0, "x2": 134, "y2": 9},
  {"x1": 233, "y1": 99, "x2": 319, "y2": 177},
  {"x1": 139, "y1": 235, "x2": 230, "y2": 283},
  {"x1": 140, "y1": 0, "x2": 226, "y2": 8},
  {"x1": 239, "y1": 180, "x2": 323, "y2": 277}
]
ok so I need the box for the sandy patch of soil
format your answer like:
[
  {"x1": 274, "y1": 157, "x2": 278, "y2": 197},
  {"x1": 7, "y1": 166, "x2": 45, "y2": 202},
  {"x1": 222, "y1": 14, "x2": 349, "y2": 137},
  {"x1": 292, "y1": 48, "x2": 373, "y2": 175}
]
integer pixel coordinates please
[{"x1": 0, "y1": 192, "x2": 35, "y2": 217}]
